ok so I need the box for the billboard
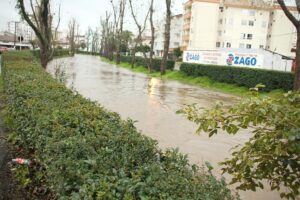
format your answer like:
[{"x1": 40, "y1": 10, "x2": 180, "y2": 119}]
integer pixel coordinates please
[{"x1": 183, "y1": 50, "x2": 264, "y2": 68}]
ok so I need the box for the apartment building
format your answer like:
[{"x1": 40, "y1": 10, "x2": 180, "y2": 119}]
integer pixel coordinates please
[
  {"x1": 7, "y1": 21, "x2": 34, "y2": 43},
  {"x1": 182, "y1": 0, "x2": 297, "y2": 57},
  {"x1": 154, "y1": 14, "x2": 183, "y2": 57}
]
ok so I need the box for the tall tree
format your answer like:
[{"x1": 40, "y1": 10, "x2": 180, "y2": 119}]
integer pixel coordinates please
[
  {"x1": 149, "y1": 0, "x2": 155, "y2": 73},
  {"x1": 110, "y1": 0, "x2": 127, "y2": 64},
  {"x1": 17, "y1": 0, "x2": 56, "y2": 68},
  {"x1": 277, "y1": 0, "x2": 300, "y2": 91},
  {"x1": 128, "y1": 0, "x2": 150, "y2": 69},
  {"x1": 68, "y1": 18, "x2": 76, "y2": 56},
  {"x1": 86, "y1": 27, "x2": 93, "y2": 52},
  {"x1": 160, "y1": 0, "x2": 171, "y2": 75}
]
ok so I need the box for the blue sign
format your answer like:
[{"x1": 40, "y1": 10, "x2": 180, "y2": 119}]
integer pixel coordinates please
[
  {"x1": 186, "y1": 52, "x2": 200, "y2": 62},
  {"x1": 226, "y1": 53, "x2": 257, "y2": 66}
]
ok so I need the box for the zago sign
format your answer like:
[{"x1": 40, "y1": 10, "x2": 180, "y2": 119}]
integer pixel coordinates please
[
  {"x1": 226, "y1": 53, "x2": 257, "y2": 66},
  {"x1": 183, "y1": 51, "x2": 262, "y2": 68}
]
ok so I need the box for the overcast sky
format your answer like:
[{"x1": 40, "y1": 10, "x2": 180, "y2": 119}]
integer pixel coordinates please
[{"x1": 0, "y1": 0, "x2": 186, "y2": 34}]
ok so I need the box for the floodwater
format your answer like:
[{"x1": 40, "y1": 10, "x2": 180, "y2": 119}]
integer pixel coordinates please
[{"x1": 48, "y1": 55, "x2": 281, "y2": 200}]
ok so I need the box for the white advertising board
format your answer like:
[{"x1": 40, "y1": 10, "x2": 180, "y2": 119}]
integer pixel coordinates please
[{"x1": 183, "y1": 51, "x2": 264, "y2": 68}]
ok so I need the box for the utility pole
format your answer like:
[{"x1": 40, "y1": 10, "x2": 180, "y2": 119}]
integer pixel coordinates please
[{"x1": 12, "y1": 21, "x2": 20, "y2": 50}]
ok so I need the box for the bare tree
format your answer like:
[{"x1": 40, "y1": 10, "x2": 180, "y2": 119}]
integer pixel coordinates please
[
  {"x1": 17, "y1": 0, "x2": 59, "y2": 68},
  {"x1": 91, "y1": 28, "x2": 100, "y2": 54},
  {"x1": 100, "y1": 12, "x2": 114, "y2": 59},
  {"x1": 68, "y1": 18, "x2": 76, "y2": 56},
  {"x1": 110, "y1": 0, "x2": 127, "y2": 64},
  {"x1": 160, "y1": 0, "x2": 171, "y2": 75},
  {"x1": 149, "y1": 0, "x2": 155, "y2": 72},
  {"x1": 86, "y1": 27, "x2": 93, "y2": 52},
  {"x1": 129, "y1": 0, "x2": 153, "y2": 71},
  {"x1": 277, "y1": 0, "x2": 300, "y2": 91}
]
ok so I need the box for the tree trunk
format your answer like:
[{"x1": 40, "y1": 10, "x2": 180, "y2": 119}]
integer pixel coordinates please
[
  {"x1": 149, "y1": 0, "x2": 155, "y2": 73},
  {"x1": 131, "y1": 44, "x2": 137, "y2": 68},
  {"x1": 294, "y1": 28, "x2": 300, "y2": 91},
  {"x1": 40, "y1": 46, "x2": 49, "y2": 68},
  {"x1": 160, "y1": 0, "x2": 171, "y2": 75}
]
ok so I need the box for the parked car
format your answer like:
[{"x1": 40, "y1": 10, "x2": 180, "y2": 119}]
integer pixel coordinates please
[{"x1": 0, "y1": 47, "x2": 8, "y2": 54}]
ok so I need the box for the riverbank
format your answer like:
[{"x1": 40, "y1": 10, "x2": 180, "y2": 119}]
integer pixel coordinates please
[
  {"x1": 47, "y1": 54, "x2": 282, "y2": 200},
  {"x1": 101, "y1": 57, "x2": 284, "y2": 97},
  {"x1": 3, "y1": 51, "x2": 237, "y2": 199}
]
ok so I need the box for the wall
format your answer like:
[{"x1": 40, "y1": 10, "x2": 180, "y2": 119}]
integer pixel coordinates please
[
  {"x1": 188, "y1": 1, "x2": 219, "y2": 50},
  {"x1": 183, "y1": 48, "x2": 293, "y2": 72},
  {"x1": 267, "y1": 9, "x2": 297, "y2": 58}
]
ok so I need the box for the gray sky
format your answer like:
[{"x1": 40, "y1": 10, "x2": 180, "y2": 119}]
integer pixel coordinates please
[{"x1": 0, "y1": 0, "x2": 186, "y2": 34}]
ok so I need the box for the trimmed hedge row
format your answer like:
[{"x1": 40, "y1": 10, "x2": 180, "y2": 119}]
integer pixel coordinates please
[
  {"x1": 180, "y1": 63, "x2": 294, "y2": 91},
  {"x1": 120, "y1": 55, "x2": 175, "y2": 71},
  {"x1": 3, "y1": 51, "x2": 235, "y2": 199},
  {"x1": 76, "y1": 50, "x2": 100, "y2": 56},
  {"x1": 31, "y1": 49, "x2": 70, "y2": 58}
]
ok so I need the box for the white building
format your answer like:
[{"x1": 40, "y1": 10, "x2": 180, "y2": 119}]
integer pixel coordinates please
[
  {"x1": 154, "y1": 14, "x2": 183, "y2": 57},
  {"x1": 182, "y1": 0, "x2": 297, "y2": 58},
  {"x1": 7, "y1": 21, "x2": 34, "y2": 43}
]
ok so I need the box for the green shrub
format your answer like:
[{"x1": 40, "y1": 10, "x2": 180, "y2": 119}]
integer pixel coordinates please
[
  {"x1": 2, "y1": 51, "x2": 236, "y2": 199},
  {"x1": 180, "y1": 63, "x2": 294, "y2": 91},
  {"x1": 76, "y1": 50, "x2": 100, "y2": 56},
  {"x1": 31, "y1": 49, "x2": 70, "y2": 59},
  {"x1": 119, "y1": 55, "x2": 175, "y2": 72}
]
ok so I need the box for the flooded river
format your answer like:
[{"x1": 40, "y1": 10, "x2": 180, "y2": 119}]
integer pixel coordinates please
[{"x1": 48, "y1": 54, "x2": 281, "y2": 200}]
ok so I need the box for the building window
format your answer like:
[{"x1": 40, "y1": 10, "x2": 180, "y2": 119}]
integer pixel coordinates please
[
  {"x1": 240, "y1": 33, "x2": 246, "y2": 39},
  {"x1": 241, "y1": 20, "x2": 247, "y2": 26},
  {"x1": 174, "y1": 42, "x2": 180, "y2": 46},
  {"x1": 259, "y1": 45, "x2": 264, "y2": 49},
  {"x1": 228, "y1": 18, "x2": 234, "y2": 25},
  {"x1": 262, "y1": 21, "x2": 267, "y2": 28},
  {"x1": 248, "y1": 21, "x2": 254, "y2": 26},
  {"x1": 247, "y1": 34, "x2": 253, "y2": 40},
  {"x1": 249, "y1": 10, "x2": 255, "y2": 16},
  {"x1": 216, "y1": 42, "x2": 221, "y2": 47},
  {"x1": 246, "y1": 44, "x2": 252, "y2": 49},
  {"x1": 239, "y1": 43, "x2": 245, "y2": 49},
  {"x1": 218, "y1": 30, "x2": 222, "y2": 36},
  {"x1": 226, "y1": 42, "x2": 231, "y2": 48},
  {"x1": 219, "y1": 19, "x2": 223, "y2": 24}
]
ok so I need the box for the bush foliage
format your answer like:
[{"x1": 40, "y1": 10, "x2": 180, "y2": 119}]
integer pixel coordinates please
[
  {"x1": 2, "y1": 51, "x2": 235, "y2": 199},
  {"x1": 31, "y1": 49, "x2": 71, "y2": 59},
  {"x1": 119, "y1": 55, "x2": 175, "y2": 72},
  {"x1": 179, "y1": 91, "x2": 300, "y2": 199},
  {"x1": 180, "y1": 63, "x2": 294, "y2": 91}
]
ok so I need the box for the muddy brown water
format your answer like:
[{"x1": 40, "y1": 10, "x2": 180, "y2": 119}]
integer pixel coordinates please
[{"x1": 48, "y1": 54, "x2": 281, "y2": 200}]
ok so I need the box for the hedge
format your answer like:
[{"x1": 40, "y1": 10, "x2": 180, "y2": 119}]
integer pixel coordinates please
[
  {"x1": 120, "y1": 55, "x2": 175, "y2": 72},
  {"x1": 2, "y1": 51, "x2": 235, "y2": 199},
  {"x1": 31, "y1": 49, "x2": 70, "y2": 59},
  {"x1": 180, "y1": 63, "x2": 294, "y2": 92},
  {"x1": 76, "y1": 50, "x2": 100, "y2": 56}
]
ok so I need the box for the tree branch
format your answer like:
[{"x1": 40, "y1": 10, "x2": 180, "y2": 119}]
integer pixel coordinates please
[
  {"x1": 30, "y1": 0, "x2": 40, "y2": 29},
  {"x1": 295, "y1": 0, "x2": 300, "y2": 13},
  {"x1": 54, "y1": 3, "x2": 61, "y2": 40},
  {"x1": 17, "y1": 0, "x2": 45, "y2": 44},
  {"x1": 277, "y1": 0, "x2": 299, "y2": 28}
]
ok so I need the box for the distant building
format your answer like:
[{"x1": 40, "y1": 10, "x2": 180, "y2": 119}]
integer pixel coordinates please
[
  {"x1": 182, "y1": 0, "x2": 297, "y2": 57},
  {"x1": 154, "y1": 14, "x2": 183, "y2": 58},
  {"x1": 0, "y1": 31, "x2": 31, "y2": 49},
  {"x1": 7, "y1": 21, "x2": 34, "y2": 43}
]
